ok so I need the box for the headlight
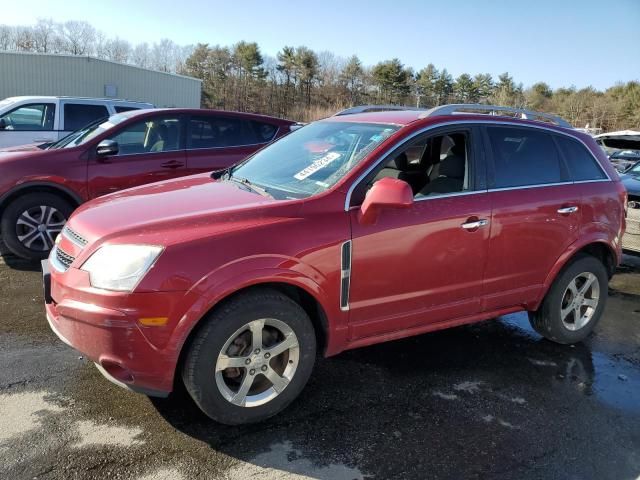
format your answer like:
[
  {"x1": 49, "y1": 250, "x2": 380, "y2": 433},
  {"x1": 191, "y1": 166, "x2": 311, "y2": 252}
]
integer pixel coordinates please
[{"x1": 81, "y1": 244, "x2": 163, "y2": 292}]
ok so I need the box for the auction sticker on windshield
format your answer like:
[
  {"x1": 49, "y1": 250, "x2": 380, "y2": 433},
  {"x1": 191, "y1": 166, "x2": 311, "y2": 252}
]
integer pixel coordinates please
[{"x1": 294, "y1": 152, "x2": 341, "y2": 180}]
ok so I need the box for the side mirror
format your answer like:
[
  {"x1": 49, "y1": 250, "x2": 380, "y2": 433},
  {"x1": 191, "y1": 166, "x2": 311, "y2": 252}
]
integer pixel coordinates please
[
  {"x1": 0, "y1": 118, "x2": 6, "y2": 130},
  {"x1": 358, "y1": 177, "x2": 413, "y2": 225},
  {"x1": 96, "y1": 139, "x2": 119, "y2": 157}
]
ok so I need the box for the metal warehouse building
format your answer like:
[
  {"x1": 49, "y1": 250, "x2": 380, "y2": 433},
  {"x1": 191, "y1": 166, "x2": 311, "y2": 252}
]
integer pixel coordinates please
[{"x1": 0, "y1": 51, "x2": 201, "y2": 107}]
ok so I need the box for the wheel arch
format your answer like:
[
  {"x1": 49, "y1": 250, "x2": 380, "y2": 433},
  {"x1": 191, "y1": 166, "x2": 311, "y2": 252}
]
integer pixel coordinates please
[
  {"x1": 536, "y1": 238, "x2": 617, "y2": 310},
  {"x1": 0, "y1": 182, "x2": 83, "y2": 223},
  {"x1": 173, "y1": 279, "x2": 333, "y2": 391}
]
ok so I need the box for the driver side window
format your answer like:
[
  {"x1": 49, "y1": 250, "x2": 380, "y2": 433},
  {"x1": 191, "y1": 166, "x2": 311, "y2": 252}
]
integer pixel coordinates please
[
  {"x1": 0, "y1": 103, "x2": 56, "y2": 131},
  {"x1": 352, "y1": 130, "x2": 472, "y2": 205},
  {"x1": 107, "y1": 117, "x2": 182, "y2": 155}
]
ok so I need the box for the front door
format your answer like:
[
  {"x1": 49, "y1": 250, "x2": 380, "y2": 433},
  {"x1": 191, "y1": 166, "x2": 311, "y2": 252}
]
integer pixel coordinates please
[
  {"x1": 87, "y1": 115, "x2": 186, "y2": 198},
  {"x1": 346, "y1": 126, "x2": 491, "y2": 340}
]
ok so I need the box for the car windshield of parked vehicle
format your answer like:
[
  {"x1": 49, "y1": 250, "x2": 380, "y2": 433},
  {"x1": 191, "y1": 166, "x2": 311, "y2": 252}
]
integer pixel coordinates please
[
  {"x1": 227, "y1": 121, "x2": 399, "y2": 199},
  {"x1": 626, "y1": 161, "x2": 640, "y2": 175},
  {"x1": 48, "y1": 113, "x2": 131, "y2": 149}
]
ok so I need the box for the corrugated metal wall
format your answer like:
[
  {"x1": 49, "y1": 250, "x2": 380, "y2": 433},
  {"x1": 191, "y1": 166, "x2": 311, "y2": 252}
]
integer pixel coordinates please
[{"x1": 0, "y1": 52, "x2": 202, "y2": 107}]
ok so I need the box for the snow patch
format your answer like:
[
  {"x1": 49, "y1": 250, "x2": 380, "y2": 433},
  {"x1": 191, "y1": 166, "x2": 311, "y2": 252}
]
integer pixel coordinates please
[
  {"x1": 528, "y1": 358, "x2": 558, "y2": 367},
  {"x1": 137, "y1": 467, "x2": 185, "y2": 480},
  {"x1": 227, "y1": 441, "x2": 366, "y2": 480},
  {"x1": 0, "y1": 390, "x2": 64, "y2": 444},
  {"x1": 432, "y1": 391, "x2": 459, "y2": 400},
  {"x1": 72, "y1": 420, "x2": 144, "y2": 448},
  {"x1": 453, "y1": 381, "x2": 483, "y2": 393}
]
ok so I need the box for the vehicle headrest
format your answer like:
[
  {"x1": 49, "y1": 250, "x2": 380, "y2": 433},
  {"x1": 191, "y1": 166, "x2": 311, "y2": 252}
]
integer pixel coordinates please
[
  {"x1": 439, "y1": 154, "x2": 465, "y2": 179},
  {"x1": 389, "y1": 152, "x2": 409, "y2": 170}
]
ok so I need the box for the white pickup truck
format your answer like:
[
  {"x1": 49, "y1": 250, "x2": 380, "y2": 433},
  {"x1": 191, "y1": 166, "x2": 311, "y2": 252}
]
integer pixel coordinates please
[{"x1": 0, "y1": 96, "x2": 153, "y2": 149}]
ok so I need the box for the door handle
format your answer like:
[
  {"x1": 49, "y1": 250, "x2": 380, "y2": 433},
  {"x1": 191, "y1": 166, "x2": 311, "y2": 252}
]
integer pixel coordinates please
[
  {"x1": 33, "y1": 137, "x2": 52, "y2": 143},
  {"x1": 557, "y1": 206, "x2": 579, "y2": 214},
  {"x1": 161, "y1": 161, "x2": 184, "y2": 169},
  {"x1": 461, "y1": 219, "x2": 489, "y2": 230}
]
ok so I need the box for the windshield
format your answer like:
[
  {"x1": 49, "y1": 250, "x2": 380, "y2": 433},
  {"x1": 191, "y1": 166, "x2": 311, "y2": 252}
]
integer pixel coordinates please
[
  {"x1": 627, "y1": 161, "x2": 640, "y2": 175},
  {"x1": 228, "y1": 121, "x2": 399, "y2": 199},
  {"x1": 48, "y1": 113, "x2": 130, "y2": 149}
]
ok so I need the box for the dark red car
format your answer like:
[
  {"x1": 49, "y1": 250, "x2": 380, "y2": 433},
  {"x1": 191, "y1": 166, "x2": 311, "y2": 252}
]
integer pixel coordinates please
[
  {"x1": 0, "y1": 108, "x2": 296, "y2": 260},
  {"x1": 44, "y1": 104, "x2": 626, "y2": 424}
]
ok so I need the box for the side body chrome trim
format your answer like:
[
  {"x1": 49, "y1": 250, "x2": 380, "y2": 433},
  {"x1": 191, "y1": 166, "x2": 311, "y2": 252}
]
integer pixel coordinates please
[
  {"x1": 343, "y1": 119, "x2": 612, "y2": 211},
  {"x1": 340, "y1": 240, "x2": 352, "y2": 311}
]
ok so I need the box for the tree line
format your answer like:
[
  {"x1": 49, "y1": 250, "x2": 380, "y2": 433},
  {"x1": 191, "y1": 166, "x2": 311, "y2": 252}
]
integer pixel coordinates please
[{"x1": 2, "y1": 19, "x2": 638, "y2": 130}]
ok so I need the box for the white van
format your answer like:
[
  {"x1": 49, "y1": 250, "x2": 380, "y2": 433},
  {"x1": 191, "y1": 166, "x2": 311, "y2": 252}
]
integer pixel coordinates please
[{"x1": 0, "y1": 96, "x2": 154, "y2": 149}]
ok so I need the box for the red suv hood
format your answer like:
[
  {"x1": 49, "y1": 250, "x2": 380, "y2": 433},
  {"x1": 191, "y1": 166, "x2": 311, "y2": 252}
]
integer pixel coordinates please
[
  {"x1": 68, "y1": 174, "x2": 279, "y2": 245},
  {"x1": 0, "y1": 143, "x2": 44, "y2": 152}
]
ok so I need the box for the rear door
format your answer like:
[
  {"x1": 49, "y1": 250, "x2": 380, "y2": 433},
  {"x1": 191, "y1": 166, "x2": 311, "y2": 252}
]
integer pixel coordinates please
[
  {"x1": 347, "y1": 126, "x2": 491, "y2": 340},
  {"x1": 87, "y1": 114, "x2": 186, "y2": 198},
  {"x1": 482, "y1": 125, "x2": 582, "y2": 311},
  {"x1": 185, "y1": 114, "x2": 279, "y2": 175}
]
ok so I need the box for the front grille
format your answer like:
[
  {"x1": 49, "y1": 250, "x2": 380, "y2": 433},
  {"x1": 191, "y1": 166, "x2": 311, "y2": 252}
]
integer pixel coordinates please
[
  {"x1": 63, "y1": 226, "x2": 88, "y2": 247},
  {"x1": 55, "y1": 247, "x2": 75, "y2": 271}
]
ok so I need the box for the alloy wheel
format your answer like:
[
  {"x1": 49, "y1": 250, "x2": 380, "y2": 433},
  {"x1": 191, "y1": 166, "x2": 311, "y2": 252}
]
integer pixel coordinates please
[
  {"x1": 16, "y1": 205, "x2": 66, "y2": 251},
  {"x1": 560, "y1": 272, "x2": 600, "y2": 331},
  {"x1": 215, "y1": 318, "x2": 299, "y2": 407}
]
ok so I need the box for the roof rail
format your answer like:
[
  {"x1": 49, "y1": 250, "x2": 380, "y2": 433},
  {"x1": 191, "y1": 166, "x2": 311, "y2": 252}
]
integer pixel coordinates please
[
  {"x1": 334, "y1": 105, "x2": 426, "y2": 116},
  {"x1": 419, "y1": 104, "x2": 572, "y2": 128}
]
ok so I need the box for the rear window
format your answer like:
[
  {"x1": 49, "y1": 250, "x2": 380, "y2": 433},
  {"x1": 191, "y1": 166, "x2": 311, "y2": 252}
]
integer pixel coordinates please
[
  {"x1": 114, "y1": 106, "x2": 141, "y2": 113},
  {"x1": 555, "y1": 136, "x2": 607, "y2": 181},
  {"x1": 487, "y1": 126, "x2": 565, "y2": 188},
  {"x1": 64, "y1": 104, "x2": 109, "y2": 131},
  {"x1": 188, "y1": 116, "x2": 277, "y2": 149}
]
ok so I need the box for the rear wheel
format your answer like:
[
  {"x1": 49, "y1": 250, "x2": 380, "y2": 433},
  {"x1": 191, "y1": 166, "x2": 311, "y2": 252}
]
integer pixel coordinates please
[
  {"x1": 1, "y1": 193, "x2": 73, "y2": 260},
  {"x1": 529, "y1": 254, "x2": 608, "y2": 344},
  {"x1": 182, "y1": 289, "x2": 316, "y2": 424}
]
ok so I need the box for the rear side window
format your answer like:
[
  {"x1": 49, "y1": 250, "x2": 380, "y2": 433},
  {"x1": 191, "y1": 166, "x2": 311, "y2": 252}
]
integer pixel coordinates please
[
  {"x1": 114, "y1": 106, "x2": 141, "y2": 113},
  {"x1": 0, "y1": 103, "x2": 55, "y2": 131},
  {"x1": 187, "y1": 116, "x2": 276, "y2": 149},
  {"x1": 487, "y1": 126, "x2": 565, "y2": 188},
  {"x1": 64, "y1": 104, "x2": 109, "y2": 131},
  {"x1": 555, "y1": 136, "x2": 607, "y2": 181}
]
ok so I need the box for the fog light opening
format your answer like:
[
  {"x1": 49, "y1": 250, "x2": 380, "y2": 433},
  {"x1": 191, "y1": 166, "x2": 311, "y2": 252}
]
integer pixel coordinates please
[{"x1": 101, "y1": 360, "x2": 134, "y2": 383}]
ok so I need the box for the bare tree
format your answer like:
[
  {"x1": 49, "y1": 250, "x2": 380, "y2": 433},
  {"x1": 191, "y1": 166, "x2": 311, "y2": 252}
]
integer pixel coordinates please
[
  {"x1": 33, "y1": 18, "x2": 57, "y2": 53},
  {"x1": 131, "y1": 42, "x2": 151, "y2": 68},
  {"x1": 58, "y1": 20, "x2": 96, "y2": 55}
]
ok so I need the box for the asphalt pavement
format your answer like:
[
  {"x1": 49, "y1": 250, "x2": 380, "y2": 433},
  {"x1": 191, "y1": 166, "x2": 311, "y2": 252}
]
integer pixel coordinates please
[{"x1": 1, "y1": 246, "x2": 639, "y2": 480}]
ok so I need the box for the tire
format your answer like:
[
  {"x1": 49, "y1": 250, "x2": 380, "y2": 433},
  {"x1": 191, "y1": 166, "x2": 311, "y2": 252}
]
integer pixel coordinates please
[
  {"x1": 529, "y1": 254, "x2": 608, "y2": 344},
  {"x1": 182, "y1": 288, "x2": 316, "y2": 425},
  {"x1": 1, "y1": 192, "x2": 74, "y2": 261}
]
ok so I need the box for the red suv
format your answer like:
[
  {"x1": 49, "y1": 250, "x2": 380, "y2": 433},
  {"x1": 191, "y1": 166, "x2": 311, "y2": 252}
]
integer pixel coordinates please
[
  {"x1": 0, "y1": 108, "x2": 295, "y2": 260},
  {"x1": 44, "y1": 104, "x2": 626, "y2": 425}
]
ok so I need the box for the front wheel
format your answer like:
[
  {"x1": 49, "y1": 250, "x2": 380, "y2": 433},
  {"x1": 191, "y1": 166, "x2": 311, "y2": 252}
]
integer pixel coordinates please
[
  {"x1": 1, "y1": 192, "x2": 74, "y2": 260},
  {"x1": 529, "y1": 254, "x2": 608, "y2": 344},
  {"x1": 182, "y1": 289, "x2": 316, "y2": 424}
]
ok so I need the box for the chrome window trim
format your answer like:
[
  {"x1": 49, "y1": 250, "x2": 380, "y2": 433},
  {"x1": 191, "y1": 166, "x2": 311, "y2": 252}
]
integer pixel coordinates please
[
  {"x1": 185, "y1": 141, "x2": 270, "y2": 152},
  {"x1": 343, "y1": 119, "x2": 611, "y2": 211}
]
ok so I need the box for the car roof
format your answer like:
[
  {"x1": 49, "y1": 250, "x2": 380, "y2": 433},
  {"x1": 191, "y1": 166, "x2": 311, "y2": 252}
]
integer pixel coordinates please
[
  {"x1": 119, "y1": 108, "x2": 295, "y2": 124},
  {"x1": 321, "y1": 109, "x2": 581, "y2": 136},
  {"x1": 2, "y1": 95, "x2": 152, "y2": 104}
]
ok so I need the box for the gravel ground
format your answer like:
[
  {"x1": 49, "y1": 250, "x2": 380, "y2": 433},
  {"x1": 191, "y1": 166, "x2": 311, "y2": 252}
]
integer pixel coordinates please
[{"x1": 1, "y1": 246, "x2": 639, "y2": 480}]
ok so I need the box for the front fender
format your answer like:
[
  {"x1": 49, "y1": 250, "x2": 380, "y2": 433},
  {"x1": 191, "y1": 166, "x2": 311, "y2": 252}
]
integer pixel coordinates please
[{"x1": 169, "y1": 256, "x2": 348, "y2": 372}]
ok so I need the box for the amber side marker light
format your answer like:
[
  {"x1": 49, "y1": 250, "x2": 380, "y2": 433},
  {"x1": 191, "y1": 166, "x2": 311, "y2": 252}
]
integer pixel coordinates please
[{"x1": 139, "y1": 317, "x2": 168, "y2": 327}]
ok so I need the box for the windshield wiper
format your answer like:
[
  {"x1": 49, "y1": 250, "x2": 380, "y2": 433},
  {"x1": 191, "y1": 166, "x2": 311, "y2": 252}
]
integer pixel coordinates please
[{"x1": 227, "y1": 175, "x2": 273, "y2": 199}]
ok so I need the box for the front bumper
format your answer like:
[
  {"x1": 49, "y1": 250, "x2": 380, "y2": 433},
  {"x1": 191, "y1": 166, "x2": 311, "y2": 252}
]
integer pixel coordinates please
[{"x1": 43, "y1": 262, "x2": 197, "y2": 396}]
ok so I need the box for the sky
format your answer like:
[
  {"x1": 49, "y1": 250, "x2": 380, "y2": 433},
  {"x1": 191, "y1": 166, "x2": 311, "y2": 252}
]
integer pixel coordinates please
[{"x1": 3, "y1": 0, "x2": 639, "y2": 90}]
